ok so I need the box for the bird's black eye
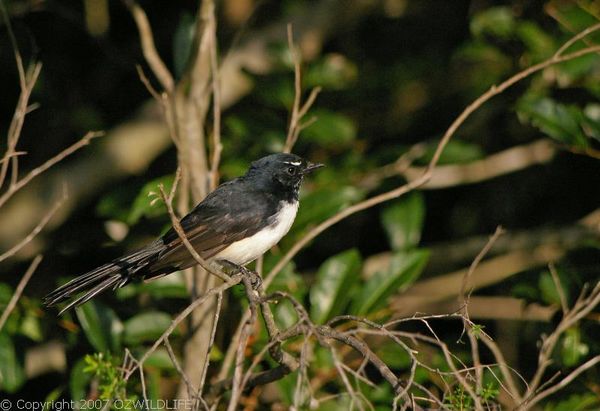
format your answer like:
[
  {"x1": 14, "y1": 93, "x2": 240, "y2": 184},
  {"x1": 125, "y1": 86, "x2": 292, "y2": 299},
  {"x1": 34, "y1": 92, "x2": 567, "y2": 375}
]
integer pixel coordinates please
[{"x1": 287, "y1": 166, "x2": 296, "y2": 175}]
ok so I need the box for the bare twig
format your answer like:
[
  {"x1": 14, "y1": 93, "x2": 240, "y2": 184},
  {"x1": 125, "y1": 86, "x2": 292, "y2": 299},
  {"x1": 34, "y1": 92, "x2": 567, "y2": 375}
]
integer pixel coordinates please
[
  {"x1": 0, "y1": 131, "x2": 103, "y2": 209},
  {"x1": 522, "y1": 355, "x2": 600, "y2": 409},
  {"x1": 124, "y1": 0, "x2": 174, "y2": 92},
  {"x1": 401, "y1": 139, "x2": 556, "y2": 190},
  {"x1": 553, "y1": 22, "x2": 600, "y2": 57},
  {"x1": 124, "y1": 274, "x2": 242, "y2": 381},
  {"x1": 197, "y1": 292, "x2": 223, "y2": 399},
  {"x1": 548, "y1": 263, "x2": 568, "y2": 316},
  {"x1": 283, "y1": 24, "x2": 322, "y2": 153},
  {"x1": 208, "y1": 9, "x2": 222, "y2": 191},
  {"x1": 227, "y1": 277, "x2": 259, "y2": 411},
  {"x1": 456, "y1": 226, "x2": 504, "y2": 409},
  {"x1": 0, "y1": 255, "x2": 43, "y2": 332},
  {"x1": 157, "y1": 172, "x2": 229, "y2": 282},
  {"x1": 165, "y1": 338, "x2": 195, "y2": 401},
  {"x1": 520, "y1": 282, "x2": 600, "y2": 407}
]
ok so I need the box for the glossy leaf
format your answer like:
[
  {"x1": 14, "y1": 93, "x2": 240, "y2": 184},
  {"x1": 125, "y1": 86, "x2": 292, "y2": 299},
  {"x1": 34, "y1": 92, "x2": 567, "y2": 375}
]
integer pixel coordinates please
[
  {"x1": 381, "y1": 192, "x2": 425, "y2": 251},
  {"x1": 291, "y1": 186, "x2": 365, "y2": 236},
  {"x1": 419, "y1": 139, "x2": 484, "y2": 165},
  {"x1": 470, "y1": 7, "x2": 515, "y2": 39},
  {"x1": 583, "y1": 103, "x2": 600, "y2": 142},
  {"x1": 539, "y1": 270, "x2": 569, "y2": 307},
  {"x1": 173, "y1": 12, "x2": 195, "y2": 79},
  {"x1": 0, "y1": 332, "x2": 25, "y2": 393},
  {"x1": 516, "y1": 22, "x2": 555, "y2": 60},
  {"x1": 310, "y1": 249, "x2": 361, "y2": 324},
  {"x1": 560, "y1": 327, "x2": 589, "y2": 367},
  {"x1": 138, "y1": 347, "x2": 176, "y2": 371},
  {"x1": 517, "y1": 96, "x2": 588, "y2": 148},
  {"x1": 302, "y1": 109, "x2": 357, "y2": 147},
  {"x1": 76, "y1": 301, "x2": 123, "y2": 352},
  {"x1": 69, "y1": 357, "x2": 92, "y2": 401},
  {"x1": 304, "y1": 53, "x2": 358, "y2": 90},
  {"x1": 123, "y1": 311, "x2": 174, "y2": 345},
  {"x1": 117, "y1": 271, "x2": 188, "y2": 300},
  {"x1": 128, "y1": 175, "x2": 174, "y2": 225},
  {"x1": 544, "y1": 393, "x2": 600, "y2": 411},
  {"x1": 351, "y1": 250, "x2": 429, "y2": 316}
]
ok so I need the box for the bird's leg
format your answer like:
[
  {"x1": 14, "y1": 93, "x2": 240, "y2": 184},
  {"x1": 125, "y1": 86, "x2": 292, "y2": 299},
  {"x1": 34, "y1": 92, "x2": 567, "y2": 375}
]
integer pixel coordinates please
[{"x1": 217, "y1": 259, "x2": 262, "y2": 290}]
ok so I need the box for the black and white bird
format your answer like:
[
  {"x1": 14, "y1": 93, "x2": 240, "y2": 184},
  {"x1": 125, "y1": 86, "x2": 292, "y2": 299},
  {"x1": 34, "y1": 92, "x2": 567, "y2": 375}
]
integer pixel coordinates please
[{"x1": 44, "y1": 153, "x2": 323, "y2": 314}]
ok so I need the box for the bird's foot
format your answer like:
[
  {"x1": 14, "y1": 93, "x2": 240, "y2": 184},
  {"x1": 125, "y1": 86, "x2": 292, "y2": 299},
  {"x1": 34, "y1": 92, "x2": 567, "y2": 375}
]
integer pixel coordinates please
[{"x1": 218, "y1": 260, "x2": 262, "y2": 290}]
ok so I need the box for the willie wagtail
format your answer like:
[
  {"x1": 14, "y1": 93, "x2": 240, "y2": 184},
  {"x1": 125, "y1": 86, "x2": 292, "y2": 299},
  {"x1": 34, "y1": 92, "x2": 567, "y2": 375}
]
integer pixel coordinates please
[{"x1": 44, "y1": 153, "x2": 323, "y2": 314}]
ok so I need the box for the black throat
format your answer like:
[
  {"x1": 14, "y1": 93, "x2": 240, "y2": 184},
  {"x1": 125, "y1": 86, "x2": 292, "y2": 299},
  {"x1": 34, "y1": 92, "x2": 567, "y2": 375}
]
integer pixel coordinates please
[{"x1": 245, "y1": 171, "x2": 301, "y2": 204}]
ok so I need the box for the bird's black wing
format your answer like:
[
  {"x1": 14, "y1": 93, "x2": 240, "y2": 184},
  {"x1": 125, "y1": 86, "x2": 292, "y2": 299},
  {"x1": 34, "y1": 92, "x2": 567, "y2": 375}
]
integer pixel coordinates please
[{"x1": 146, "y1": 178, "x2": 277, "y2": 275}]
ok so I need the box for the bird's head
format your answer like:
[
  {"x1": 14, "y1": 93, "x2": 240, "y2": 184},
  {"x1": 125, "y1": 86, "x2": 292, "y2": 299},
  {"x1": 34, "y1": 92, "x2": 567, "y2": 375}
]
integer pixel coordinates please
[{"x1": 246, "y1": 153, "x2": 324, "y2": 195}]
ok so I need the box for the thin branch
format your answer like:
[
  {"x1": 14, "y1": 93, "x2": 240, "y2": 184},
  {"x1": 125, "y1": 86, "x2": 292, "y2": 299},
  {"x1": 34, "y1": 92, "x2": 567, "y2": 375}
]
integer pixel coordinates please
[
  {"x1": 124, "y1": 274, "x2": 242, "y2": 381},
  {"x1": 283, "y1": 24, "x2": 322, "y2": 153},
  {"x1": 135, "y1": 65, "x2": 163, "y2": 102},
  {"x1": 1, "y1": 63, "x2": 42, "y2": 190},
  {"x1": 553, "y1": 22, "x2": 600, "y2": 57},
  {"x1": 198, "y1": 292, "x2": 223, "y2": 398},
  {"x1": 522, "y1": 355, "x2": 600, "y2": 410},
  {"x1": 124, "y1": 0, "x2": 174, "y2": 92},
  {"x1": 227, "y1": 277, "x2": 259, "y2": 411},
  {"x1": 459, "y1": 226, "x2": 505, "y2": 308},
  {"x1": 0, "y1": 188, "x2": 67, "y2": 263},
  {"x1": 548, "y1": 263, "x2": 568, "y2": 316},
  {"x1": 401, "y1": 139, "x2": 557, "y2": 190},
  {"x1": 522, "y1": 282, "x2": 600, "y2": 405},
  {"x1": 157, "y1": 172, "x2": 230, "y2": 282},
  {"x1": 264, "y1": 42, "x2": 600, "y2": 290},
  {"x1": 165, "y1": 338, "x2": 195, "y2": 401},
  {"x1": 0, "y1": 255, "x2": 43, "y2": 332},
  {"x1": 457, "y1": 226, "x2": 504, "y2": 408},
  {"x1": 0, "y1": 131, "x2": 103, "y2": 209},
  {"x1": 208, "y1": 7, "x2": 222, "y2": 191}
]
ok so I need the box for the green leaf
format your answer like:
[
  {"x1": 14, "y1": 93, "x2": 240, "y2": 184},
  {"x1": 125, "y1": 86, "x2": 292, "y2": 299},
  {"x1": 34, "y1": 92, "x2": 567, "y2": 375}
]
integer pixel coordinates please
[
  {"x1": 560, "y1": 327, "x2": 589, "y2": 367},
  {"x1": 419, "y1": 139, "x2": 484, "y2": 165},
  {"x1": 117, "y1": 271, "x2": 189, "y2": 300},
  {"x1": 76, "y1": 301, "x2": 123, "y2": 352},
  {"x1": 544, "y1": 393, "x2": 600, "y2": 411},
  {"x1": 274, "y1": 300, "x2": 302, "y2": 330},
  {"x1": 255, "y1": 76, "x2": 295, "y2": 109},
  {"x1": 128, "y1": 175, "x2": 174, "y2": 225},
  {"x1": 304, "y1": 54, "x2": 358, "y2": 90},
  {"x1": 70, "y1": 357, "x2": 92, "y2": 401},
  {"x1": 291, "y1": 186, "x2": 365, "y2": 236},
  {"x1": 310, "y1": 249, "x2": 362, "y2": 324},
  {"x1": 377, "y1": 342, "x2": 411, "y2": 369},
  {"x1": 381, "y1": 192, "x2": 425, "y2": 251},
  {"x1": 123, "y1": 311, "x2": 174, "y2": 345},
  {"x1": 470, "y1": 7, "x2": 515, "y2": 39},
  {"x1": 20, "y1": 314, "x2": 43, "y2": 342},
  {"x1": 516, "y1": 22, "x2": 555, "y2": 61},
  {"x1": 582, "y1": 103, "x2": 600, "y2": 142},
  {"x1": 141, "y1": 348, "x2": 176, "y2": 371},
  {"x1": 538, "y1": 271, "x2": 569, "y2": 307},
  {"x1": 351, "y1": 250, "x2": 429, "y2": 316},
  {"x1": 173, "y1": 12, "x2": 196, "y2": 79},
  {"x1": 302, "y1": 110, "x2": 357, "y2": 147},
  {"x1": 517, "y1": 96, "x2": 588, "y2": 148},
  {"x1": 0, "y1": 332, "x2": 25, "y2": 393}
]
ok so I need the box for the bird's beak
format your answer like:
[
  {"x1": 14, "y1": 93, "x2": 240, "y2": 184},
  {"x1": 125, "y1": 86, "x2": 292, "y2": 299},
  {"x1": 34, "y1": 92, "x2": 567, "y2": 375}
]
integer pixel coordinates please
[{"x1": 303, "y1": 162, "x2": 325, "y2": 174}]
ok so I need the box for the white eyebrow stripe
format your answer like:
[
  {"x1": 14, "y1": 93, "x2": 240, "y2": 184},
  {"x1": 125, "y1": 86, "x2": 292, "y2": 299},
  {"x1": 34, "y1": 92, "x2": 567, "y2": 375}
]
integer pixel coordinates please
[{"x1": 283, "y1": 161, "x2": 302, "y2": 166}]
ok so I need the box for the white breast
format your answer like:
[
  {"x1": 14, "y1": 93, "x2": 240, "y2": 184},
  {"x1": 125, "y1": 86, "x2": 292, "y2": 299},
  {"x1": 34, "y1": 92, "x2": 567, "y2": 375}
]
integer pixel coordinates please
[{"x1": 214, "y1": 201, "x2": 299, "y2": 265}]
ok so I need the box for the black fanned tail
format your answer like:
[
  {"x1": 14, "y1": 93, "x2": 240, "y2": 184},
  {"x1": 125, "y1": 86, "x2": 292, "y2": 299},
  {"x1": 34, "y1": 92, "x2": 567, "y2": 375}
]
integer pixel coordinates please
[{"x1": 44, "y1": 241, "x2": 165, "y2": 315}]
